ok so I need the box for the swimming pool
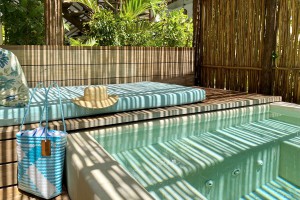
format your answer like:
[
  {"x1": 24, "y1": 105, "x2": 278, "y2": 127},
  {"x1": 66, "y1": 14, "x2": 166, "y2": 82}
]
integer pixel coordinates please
[{"x1": 90, "y1": 104, "x2": 300, "y2": 199}]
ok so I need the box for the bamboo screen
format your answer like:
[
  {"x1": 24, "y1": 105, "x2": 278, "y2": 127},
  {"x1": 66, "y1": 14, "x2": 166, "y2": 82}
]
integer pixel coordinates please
[
  {"x1": 194, "y1": 0, "x2": 267, "y2": 93},
  {"x1": 194, "y1": 0, "x2": 300, "y2": 103},
  {"x1": 275, "y1": 0, "x2": 300, "y2": 103},
  {"x1": 1, "y1": 45, "x2": 194, "y2": 87}
]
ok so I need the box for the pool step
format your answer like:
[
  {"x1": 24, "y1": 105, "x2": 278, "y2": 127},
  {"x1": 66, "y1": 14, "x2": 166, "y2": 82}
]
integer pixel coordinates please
[
  {"x1": 113, "y1": 118, "x2": 300, "y2": 181},
  {"x1": 93, "y1": 107, "x2": 273, "y2": 154},
  {"x1": 241, "y1": 177, "x2": 300, "y2": 200},
  {"x1": 112, "y1": 118, "x2": 300, "y2": 199},
  {"x1": 147, "y1": 178, "x2": 207, "y2": 200}
]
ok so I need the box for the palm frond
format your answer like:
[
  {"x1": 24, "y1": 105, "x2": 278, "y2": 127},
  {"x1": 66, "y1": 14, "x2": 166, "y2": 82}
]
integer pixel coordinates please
[
  {"x1": 69, "y1": 37, "x2": 97, "y2": 46},
  {"x1": 120, "y1": 0, "x2": 163, "y2": 20}
]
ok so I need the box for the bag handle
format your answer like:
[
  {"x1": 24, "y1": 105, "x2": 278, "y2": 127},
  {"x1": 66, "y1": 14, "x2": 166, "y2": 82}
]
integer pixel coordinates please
[
  {"x1": 41, "y1": 82, "x2": 66, "y2": 134},
  {"x1": 19, "y1": 82, "x2": 66, "y2": 135},
  {"x1": 20, "y1": 82, "x2": 47, "y2": 131}
]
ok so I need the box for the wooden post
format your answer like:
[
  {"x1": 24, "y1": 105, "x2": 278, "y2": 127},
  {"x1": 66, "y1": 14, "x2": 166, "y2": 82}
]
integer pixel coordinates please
[
  {"x1": 193, "y1": 0, "x2": 202, "y2": 86},
  {"x1": 260, "y1": 0, "x2": 278, "y2": 95},
  {"x1": 44, "y1": 0, "x2": 64, "y2": 45}
]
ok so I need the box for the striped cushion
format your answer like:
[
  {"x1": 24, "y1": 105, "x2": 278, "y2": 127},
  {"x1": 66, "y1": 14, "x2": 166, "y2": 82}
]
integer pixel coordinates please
[{"x1": 0, "y1": 82, "x2": 206, "y2": 126}]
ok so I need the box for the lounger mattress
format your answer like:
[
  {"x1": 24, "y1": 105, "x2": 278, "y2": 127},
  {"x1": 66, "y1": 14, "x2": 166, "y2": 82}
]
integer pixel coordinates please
[{"x1": 0, "y1": 82, "x2": 206, "y2": 126}]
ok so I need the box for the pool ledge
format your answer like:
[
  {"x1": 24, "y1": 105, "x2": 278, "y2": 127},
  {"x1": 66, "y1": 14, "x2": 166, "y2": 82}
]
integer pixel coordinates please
[
  {"x1": 270, "y1": 102, "x2": 300, "y2": 118},
  {"x1": 66, "y1": 132, "x2": 154, "y2": 200}
]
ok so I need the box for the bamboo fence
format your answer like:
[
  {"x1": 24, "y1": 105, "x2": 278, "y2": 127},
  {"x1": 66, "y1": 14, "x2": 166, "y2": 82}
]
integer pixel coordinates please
[
  {"x1": 0, "y1": 45, "x2": 194, "y2": 189},
  {"x1": 1, "y1": 45, "x2": 195, "y2": 87},
  {"x1": 194, "y1": 0, "x2": 300, "y2": 103},
  {"x1": 275, "y1": 0, "x2": 300, "y2": 103}
]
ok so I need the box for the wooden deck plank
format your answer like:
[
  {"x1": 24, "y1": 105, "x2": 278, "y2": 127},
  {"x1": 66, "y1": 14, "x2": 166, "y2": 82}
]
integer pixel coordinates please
[
  {"x1": 0, "y1": 186, "x2": 70, "y2": 200},
  {"x1": 0, "y1": 163, "x2": 17, "y2": 188},
  {"x1": 0, "y1": 140, "x2": 16, "y2": 164}
]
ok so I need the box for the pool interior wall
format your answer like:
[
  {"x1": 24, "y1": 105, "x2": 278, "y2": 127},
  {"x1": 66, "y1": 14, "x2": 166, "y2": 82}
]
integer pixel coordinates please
[{"x1": 90, "y1": 104, "x2": 300, "y2": 200}]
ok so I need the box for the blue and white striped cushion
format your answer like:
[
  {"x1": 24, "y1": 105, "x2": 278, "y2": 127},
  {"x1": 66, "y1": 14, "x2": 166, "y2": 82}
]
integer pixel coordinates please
[{"x1": 0, "y1": 82, "x2": 206, "y2": 126}]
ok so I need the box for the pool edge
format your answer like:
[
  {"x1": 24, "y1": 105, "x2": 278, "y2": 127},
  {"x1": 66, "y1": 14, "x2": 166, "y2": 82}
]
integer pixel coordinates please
[
  {"x1": 66, "y1": 132, "x2": 154, "y2": 200},
  {"x1": 270, "y1": 102, "x2": 300, "y2": 118}
]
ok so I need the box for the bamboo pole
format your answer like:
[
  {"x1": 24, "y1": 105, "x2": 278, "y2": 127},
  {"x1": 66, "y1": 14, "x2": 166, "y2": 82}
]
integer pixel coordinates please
[{"x1": 44, "y1": 0, "x2": 64, "y2": 45}]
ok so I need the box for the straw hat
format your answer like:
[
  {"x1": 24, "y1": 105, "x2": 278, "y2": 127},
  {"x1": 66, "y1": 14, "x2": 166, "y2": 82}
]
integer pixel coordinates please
[{"x1": 72, "y1": 86, "x2": 118, "y2": 109}]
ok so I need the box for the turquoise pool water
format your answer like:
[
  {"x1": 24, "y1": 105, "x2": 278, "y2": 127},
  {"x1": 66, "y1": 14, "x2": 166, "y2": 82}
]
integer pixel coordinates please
[{"x1": 91, "y1": 105, "x2": 300, "y2": 200}]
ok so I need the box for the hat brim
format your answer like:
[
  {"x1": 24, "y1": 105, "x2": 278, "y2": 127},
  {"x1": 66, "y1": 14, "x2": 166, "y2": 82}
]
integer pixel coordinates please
[{"x1": 72, "y1": 95, "x2": 119, "y2": 109}]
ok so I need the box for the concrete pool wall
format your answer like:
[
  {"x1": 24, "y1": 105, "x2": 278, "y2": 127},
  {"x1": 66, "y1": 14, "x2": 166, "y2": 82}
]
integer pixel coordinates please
[{"x1": 66, "y1": 132, "x2": 153, "y2": 200}]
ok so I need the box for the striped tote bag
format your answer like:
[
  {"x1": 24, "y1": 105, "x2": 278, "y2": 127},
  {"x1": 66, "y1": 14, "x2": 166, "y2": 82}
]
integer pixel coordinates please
[{"x1": 16, "y1": 82, "x2": 67, "y2": 199}]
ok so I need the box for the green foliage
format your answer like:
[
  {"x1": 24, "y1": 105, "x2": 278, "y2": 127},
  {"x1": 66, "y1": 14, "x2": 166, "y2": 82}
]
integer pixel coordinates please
[
  {"x1": 120, "y1": 0, "x2": 162, "y2": 20},
  {"x1": 74, "y1": 0, "x2": 193, "y2": 47},
  {"x1": 0, "y1": 0, "x2": 45, "y2": 45},
  {"x1": 64, "y1": 22, "x2": 71, "y2": 32},
  {"x1": 69, "y1": 37, "x2": 97, "y2": 46},
  {"x1": 117, "y1": 19, "x2": 152, "y2": 46},
  {"x1": 87, "y1": 10, "x2": 119, "y2": 46},
  {"x1": 86, "y1": 9, "x2": 152, "y2": 46},
  {"x1": 150, "y1": 9, "x2": 193, "y2": 47}
]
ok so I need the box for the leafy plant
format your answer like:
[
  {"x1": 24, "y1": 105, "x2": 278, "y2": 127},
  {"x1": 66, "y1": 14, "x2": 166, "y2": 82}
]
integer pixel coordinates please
[
  {"x1": 69, "y1": 0, "x2": 193, "y2": 47},
  {"x1": 69, "y1": 37, "x2": 97, "y2": 46},
  {"x1": 86, "y1": 9, "x2": 119, "y2": 46},
  {"x1": 0, "y1": 0, "x2": 45, "y2": 45},
  {"x1": 117, "y1": 18, "x2": 152, "y2": 46},
  {"x1": 120, "y1": 0, "x2": 162, "y2": 20},
  {"x1": 150, "y1": 9, "x2": 193, "y2": 47},
  {"x1": 87, "y1": 9, "x2": 152, "y2": 46},
  {"x1": 64, "y1": 22, "x2": 71, "y2": 32}
]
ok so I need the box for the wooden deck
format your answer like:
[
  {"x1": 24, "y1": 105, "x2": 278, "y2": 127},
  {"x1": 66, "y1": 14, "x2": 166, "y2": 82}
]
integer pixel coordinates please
[
  {"x1": 0, "y1": 88, "x2": 282, "y2": 200},
  {"x1": 0, "y1": 186, "x2": 69, "y2": 200}
]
